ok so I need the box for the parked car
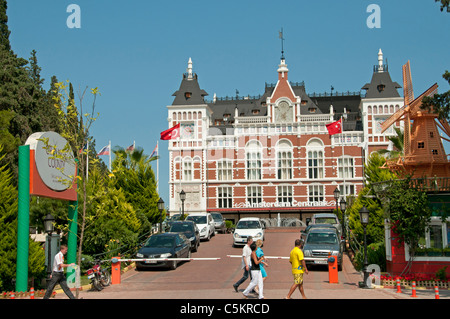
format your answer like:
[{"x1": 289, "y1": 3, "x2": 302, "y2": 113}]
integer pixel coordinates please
[
  {"x1": 232, "y1": 217, "x2": 265, "y2": 247},
  {"x1": 211, "y1": 212, "x2": 226, "y2": 234},
  {"x1": 300, "y1": 223, "x2": 337, "y2": 241},
  {"x1": 186, "y1": 213, "x2": 215, "y2": 241},
  {"x1": 169, "y1": 220, "x2": 200, "y2": 252},
  {"x1": 309, "y1": 213, "x2": 342, "y2": 237},
  {"x1": 302, "y1": 228, "x2": 343, "y2": 271},
  {"x1": 135, "y1": 232, "x2": 191, "y2": 270}
]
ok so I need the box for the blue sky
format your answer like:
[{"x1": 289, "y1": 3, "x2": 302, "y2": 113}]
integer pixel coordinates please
[{"x1": 6, "y1": 1, "x2": 450, "y2": 205}]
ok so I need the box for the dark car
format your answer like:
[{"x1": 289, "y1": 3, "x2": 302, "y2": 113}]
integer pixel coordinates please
[
  {"x1": 211, "y1": 212, "x2": 226, "y2": 234},
  {"x1": 300, "y1": 224, "x2": 337, "y2": 241},
  {"x1": 302, "y1": 228, "x2": 343, "y2": 271},
  {"x1": 135, "y1": 233, "x2": 191, "y2": 270},
  {"x1": 169, "y1": 220, "x2": 200, "y2": 252}
]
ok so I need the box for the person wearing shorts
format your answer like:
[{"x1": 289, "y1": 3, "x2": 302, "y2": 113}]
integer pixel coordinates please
[{"x1": 286, "y1": 239, "x2": 308, "y2": 299}]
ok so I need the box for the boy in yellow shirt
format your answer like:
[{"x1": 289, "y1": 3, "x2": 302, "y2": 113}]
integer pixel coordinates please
[{"x1": 286, "y1": 239, "x2": 308, "y2": 299}]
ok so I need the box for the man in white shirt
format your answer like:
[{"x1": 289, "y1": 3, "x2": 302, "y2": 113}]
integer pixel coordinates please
[
  {"x1": 233, "y1": 236, "x2": 253, "y2": 292},
  {"x1": 43, "y1": 244, "x2": 77, "y2": 299}
]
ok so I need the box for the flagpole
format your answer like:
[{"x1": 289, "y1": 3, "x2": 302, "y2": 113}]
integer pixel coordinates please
[
  {"x1": 157, "y1": 140, "x2": 159, "y2": 194},
  {"x1": 109, "y1": 140, "x2": 111, "y2": 171},
  {"x1": 341, "y1": 116, "x2": 346, "y2": 199}
]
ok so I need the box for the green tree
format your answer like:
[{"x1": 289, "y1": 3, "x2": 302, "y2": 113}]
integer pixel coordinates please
[
  {"x1": 0, "y1": 149, "x2": 45, "y2": 291},
  {"x1": 386, "y1": 177, "x2": 432, "y2": 275},
  {"x1": 111, "y1": 146, "x2": 160, "y2": 236},
  {"x1": 377, "y1": 127, "x2": 404, "y2": 159},
  {"x1": 422, "y1": 71, "x2": 450, "y2": 121},
  {"x1": 80, "y1": 163, "x2": 141, "y2": 255},
  {"x1": 347, "y1": 153, "x2": 396, "y2": 246}
]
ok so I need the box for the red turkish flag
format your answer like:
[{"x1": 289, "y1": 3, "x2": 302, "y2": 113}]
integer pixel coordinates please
[
  {"x1": 160, "y1": 123, "x2": 181, "y2": 140},
  {"x1": 326, "y1": 119, "x2": 342, "y2": 135}
]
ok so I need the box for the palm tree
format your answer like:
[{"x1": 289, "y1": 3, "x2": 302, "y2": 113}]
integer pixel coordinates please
[{"x1": 377, "y1": 127, "x2": 404, "y2": 159}]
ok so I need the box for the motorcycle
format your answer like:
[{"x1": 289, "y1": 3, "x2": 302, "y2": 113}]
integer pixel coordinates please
[{"x1": 85, "y1": 259, "x2": 111, "y2": 291}]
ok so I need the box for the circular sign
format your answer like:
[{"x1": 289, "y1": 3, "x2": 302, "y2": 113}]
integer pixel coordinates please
[{"x1": 26, "y1": 132, "x2": 77, "y2": 191}]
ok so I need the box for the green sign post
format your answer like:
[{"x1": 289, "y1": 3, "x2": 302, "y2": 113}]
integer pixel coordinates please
[{"x1": 16, "y1": 145, "x2": 30, "y2": 292}]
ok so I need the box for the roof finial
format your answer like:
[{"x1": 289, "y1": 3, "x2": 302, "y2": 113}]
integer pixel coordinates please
[
  {"x1": 187, "y1": 57, "x2": 193, "y2": 79},
  {"x1": 378, "y1": 49, "x2": 384, "y2": 72},
  {"x1": 279, "y1": 28, "x2": 285, "y2": 60}
]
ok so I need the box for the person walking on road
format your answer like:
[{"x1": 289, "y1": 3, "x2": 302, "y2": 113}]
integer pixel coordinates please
[
  {"x1": 242, "y1": 242, "x2": 264, "y2": 299},
  {"x1": 286, "y1": 239, "x2": 308, "y2": 299},
  {"x1": 233, "y1": 236, "x2": 253, "y2": 292},
  {"x1": 255, "y1": 239, "x2": 268, "y2": 284},
  {"x1": 43, "y1": 244, "x2": 77, "y2": 299}
]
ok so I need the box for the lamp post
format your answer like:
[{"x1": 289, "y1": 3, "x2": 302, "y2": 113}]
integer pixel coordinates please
[
  {"x1": 157, "y1": 197, "x2": 165, "y2": 233},
  {"x1": 359, "y1": 206, "x2": 370, "y2": 288},
  {"x1": 333, "y1": 186, "x2": 340, "y2": 215},
  {"x1": 44, "y1": 213, "x2": 55, "y2": 287},
  {"x1": 180, "y1": 190, "x2": 186, "y2": 220}
]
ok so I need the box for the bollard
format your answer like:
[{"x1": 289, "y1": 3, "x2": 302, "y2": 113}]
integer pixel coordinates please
[
  {"x1": 327, "y1": 253, "x2": 339, "y2": 284},
  {"x1": 411, "y1": 281, "x2": 417, "y2": 298},
  {"x1": 10, "y1": 291, "x2": 15, "y2": 299},
  {"x1": 30, "y1": 287, "x2": 34, "y2": 299},
  {"x1": 396, "y1": 278, "x2": 402, "y2": 293},
  {"x1": 435, "y1": 286, "x2": 440, "y2": 299},
  {"x1": 111, "y1": 257, "x2": 121, "y2": 285}
]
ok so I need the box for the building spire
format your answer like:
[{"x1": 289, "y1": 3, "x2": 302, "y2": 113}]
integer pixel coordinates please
[
  {"x1": 378, "y1": 48, "x2": 384, "y2": 72},
  {"x1": 187, "y1": 57, "x2": 193, "y2": 79}
]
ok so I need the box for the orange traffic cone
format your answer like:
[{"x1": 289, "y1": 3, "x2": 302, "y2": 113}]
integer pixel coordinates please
[
  {"x1": 411, "y1": 281, "x2": 417, "y2": 298},
  {"x1": 396, "y1": 278, "x2": 402, "y2": 293},
  {"x1": 30, "y1": 287, "x2": 34, "y2": 300},
  {"x1": 435, "y1": 286, "x2": 440, "y2": 299},
  {"x1": 10, "y1": 291, "x2": 15, "y2": 299}
]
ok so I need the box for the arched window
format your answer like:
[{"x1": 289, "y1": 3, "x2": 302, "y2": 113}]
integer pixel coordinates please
[
  {"x1": 307, "y1": 138, "x2": 324, "y2": 179},
  {"x1": 277, "y1": 139, "x2": 293, "y2": 180}
]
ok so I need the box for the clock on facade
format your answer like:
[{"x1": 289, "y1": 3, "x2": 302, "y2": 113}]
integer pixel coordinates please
[{"x1": 276, "y1": 101, "x2": 293, "y2": 123}]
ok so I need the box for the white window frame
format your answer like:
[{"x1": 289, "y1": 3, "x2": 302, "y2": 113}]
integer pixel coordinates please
[{"x1": 217, "y1": 186, "x2": 233, "y2": 208}]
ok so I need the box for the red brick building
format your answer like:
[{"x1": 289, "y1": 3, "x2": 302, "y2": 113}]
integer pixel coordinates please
[{"x1": 166, "y1": 51, "x2": 403, "y2": 224}]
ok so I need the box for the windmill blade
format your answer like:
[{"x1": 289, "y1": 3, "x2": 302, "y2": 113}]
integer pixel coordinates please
[
  {"x1": 380, "y1": 106, "x2": 406, "y2": 133},
  {"x1": 403, "y1": 113, "x2": 411, "y2": 156},
  {"x1": 408, "y1": 83, "x2": 438, "y2": 116},
  {"x1": 402, "y1": 61, "x2": 414, "y2": 106},
  {"x1": 438, "y1": 119, "x2": 450, "y2": 139}
]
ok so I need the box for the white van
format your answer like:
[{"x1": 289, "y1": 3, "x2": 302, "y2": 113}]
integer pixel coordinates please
[{"x1": 186, "y1": 213, "x2": 215, "y2": 241}]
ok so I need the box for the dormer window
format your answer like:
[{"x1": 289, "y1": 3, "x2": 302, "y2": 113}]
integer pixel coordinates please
[
  {"x1": 185, "y1": 92, "x2": 192, "y2": 100},
  {"x1": 308, "y1": 107, "x2": 316, "y2": 113},
  {"x1": 377, "y1": 84, "x2": 385, "y2": 92},
  {"x1": 252, "y1": 109, "x2": 260, "y2": 115}
]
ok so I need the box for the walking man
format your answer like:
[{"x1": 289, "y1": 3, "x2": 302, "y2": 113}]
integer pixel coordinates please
[
  {"x1": 233, "y1": 236, "x2": 253, "y2": 292},
  {"x1": 43, "y1": 244, "x2": 77, "y2": 299},
  {"x1": 286, "y1": 239, "x2": 308, "y2": 299}
]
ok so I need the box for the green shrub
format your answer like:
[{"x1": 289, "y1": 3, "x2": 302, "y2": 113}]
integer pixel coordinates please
[{"x1": 354, "y1": 242, "x2": 386, "y2": 272}]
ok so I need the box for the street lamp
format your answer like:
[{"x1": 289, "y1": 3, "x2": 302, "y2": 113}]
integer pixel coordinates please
[
  {"x1": 359, "y1": 206, "x2": 370, "y2": 288},
  {"x1": 333, "y1": 187, "x2": 340, "y2": 212},
  {"x1": 180, "y1": 190, "x2": 186, "y2": 220},
  {"x1": 44, "y1": 213, "x2": 55, "y2": 287},
  {"x1": 158, "y1": 198, "x2": 165, "y2": 233}
]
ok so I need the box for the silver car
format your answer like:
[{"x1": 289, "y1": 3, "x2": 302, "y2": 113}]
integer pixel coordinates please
[
  {"x1": 302, "y1": 228, "x2": 343, "y2": 271},
  {"x1": 211, "y1": 212, "x2": 226, "y2": 234}
]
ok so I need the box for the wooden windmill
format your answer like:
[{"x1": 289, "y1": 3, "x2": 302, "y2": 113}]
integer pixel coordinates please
[{"x1": 380, "y1": 61, "x2": 450, "y2": 178}]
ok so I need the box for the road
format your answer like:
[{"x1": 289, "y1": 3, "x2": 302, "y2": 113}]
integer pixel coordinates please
[{"x1": 55, "y1": 228, "x2": 448, "y2": 300}]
